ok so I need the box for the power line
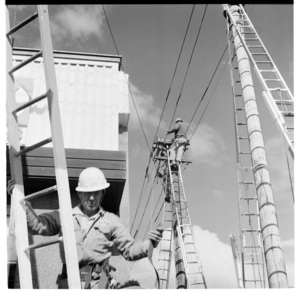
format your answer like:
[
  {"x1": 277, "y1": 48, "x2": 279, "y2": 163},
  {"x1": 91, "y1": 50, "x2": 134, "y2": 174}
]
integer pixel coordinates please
[
  {"x1": 189, "y1": 4, "x2": 256, "y2": 141},
  {"x1": 102, "y1": 5, "x2": 151, "y2": 152},
  {"x1": 152, "y1": 4, "x2": 196, "y2": 141},
  {"x1": 169, "y1": 4, "x2": 208, "y2": 128},
  {"x1": 187, "y1": 44, "x2": 228, "y2": 133},
  {"x1": 130, "y1": 6, "x2": 196, "y2": 234},
  {"x1": 189, "y1": 49, "x2": 228, "y2": 141}
]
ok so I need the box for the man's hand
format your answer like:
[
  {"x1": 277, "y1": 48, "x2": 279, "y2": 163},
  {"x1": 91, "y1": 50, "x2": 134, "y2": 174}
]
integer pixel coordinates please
[
  {"x1": 148, "y1": 226, "x2": 164, "y2": 248},
  {"x1": 7, "y1": 179, "x2": 16, "y2": 195},
  {"x1": 166, "y1": 130, "x2": 170, "y2": 135}
]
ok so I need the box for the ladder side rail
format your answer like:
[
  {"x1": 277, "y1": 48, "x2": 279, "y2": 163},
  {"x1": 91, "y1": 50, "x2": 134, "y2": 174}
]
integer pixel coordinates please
[
  {"x1": 262, "y1": 91, "x2": 294, "y2": 159},
  {"x1": 176, "y1": 165, "x2": 206, "y2": 288},
  {"x1": 176, "y1": 225, "x2": 191, "y2": 289},
  {"x1": 177, "y1": 164, "x2": 206, "y2": 284},
  {"x1": 37, "y1": 5, "x2": 81, "y2": 288},
  {"x1": 238, "y1": 5, "x2": 294, "y2": 101},
  {"x1": 227, "y1": 21, "x2": 246, "y2": 287},
  {"x1": 225, "y1": 5, "x2": 294, "y2": 157},
  {"x1": 6, "y1": 6, "x2": 33, "y2": 288},
  {"x1": 227, "y1": 21, "x2": 266, "y2": 287},
  {"x1": 225, "y1": 5, "x2": 294, "y2": 102},
  {"x1": 227, "y1": 29, "x2": 241, "y2": 165}
]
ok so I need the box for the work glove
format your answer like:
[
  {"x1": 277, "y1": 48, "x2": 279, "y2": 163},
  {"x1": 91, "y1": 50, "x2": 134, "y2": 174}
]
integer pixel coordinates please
[
  {"x1": 166, "y1": 130, "x2": 170, "y2": 134},
  {"x1": 148, "y1": 225, "x2": 164, "y2": 248}
]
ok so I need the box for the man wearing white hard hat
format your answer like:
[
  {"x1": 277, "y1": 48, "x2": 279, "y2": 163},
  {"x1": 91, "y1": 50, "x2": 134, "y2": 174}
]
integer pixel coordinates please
[
  {"x1": 166, "y1": 118, "x2": 188, "y2": 166},
  {"x1": 7, "y1": 167, "x2": 163, "y2": 289}
]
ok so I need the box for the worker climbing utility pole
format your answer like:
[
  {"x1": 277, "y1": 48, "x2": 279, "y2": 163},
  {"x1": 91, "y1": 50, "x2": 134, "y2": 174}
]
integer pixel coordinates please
[{"x1": 223, "y1": 4, "x2": 288, "y2": 288}]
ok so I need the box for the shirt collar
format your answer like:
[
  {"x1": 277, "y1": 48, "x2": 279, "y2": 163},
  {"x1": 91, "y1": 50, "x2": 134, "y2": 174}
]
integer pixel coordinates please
[{"x1": 73, "y1": 205, "x2": 105, "y2": 217}]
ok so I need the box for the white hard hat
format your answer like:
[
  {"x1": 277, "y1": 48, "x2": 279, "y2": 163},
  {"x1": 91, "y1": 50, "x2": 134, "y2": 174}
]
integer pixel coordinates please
[
  {"x1": 76, "y1": 167, "x2": 110, "y2": 192},
  {"x1": 175, "y1": 118, "x2": 183, "y2": 123}
]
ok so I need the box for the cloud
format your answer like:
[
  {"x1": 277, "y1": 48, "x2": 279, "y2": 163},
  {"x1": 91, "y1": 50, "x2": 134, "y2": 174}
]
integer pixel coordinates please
[
  {"x1": 264, "y1": 136, "x2": 294, "y2": 198},
  {"x1": 187, "y1": 123, "x2": 227, "y2": 167},
  {"x1": 128, "y1": 83, "x2": 167, "y2": 135},
  {"x1": 8, "y1": 5, "x2": 32, "y2": 12},
  {"x1": 50, "y1": 5, "x2": 106, "y2": 47},
  {"x1": 130, "y1": 225, "x2": 238, "y2": 289}
]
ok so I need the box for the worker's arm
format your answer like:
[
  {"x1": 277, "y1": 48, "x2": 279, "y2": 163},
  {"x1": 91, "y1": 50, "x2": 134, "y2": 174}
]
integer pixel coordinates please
[
  {"x1": 7, "y1": 179, "x2": 61, "y2": 236},
  {"x1": 111, "y1": 215, "x2": 163, "y2": 261},
  {"x1": 167, "y1": 123, "x2": 180, "y2": 135},
  {"x1": 22, "y1": 201, "x2": 61, "y2": 236}
]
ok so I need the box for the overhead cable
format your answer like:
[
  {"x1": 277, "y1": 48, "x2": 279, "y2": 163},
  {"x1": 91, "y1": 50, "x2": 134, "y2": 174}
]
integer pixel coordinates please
[
  {"x1": 152, "y1": 4, "x2": 195, "y2": 141},
  {"x1": 102, "y1": 5, "x2": 151, "y2": 152},
  {"x1": 187, "y1": 44, "x2": 228, "y2": 133},
  {"x1": 168, "y1": 4, "x2": 208, "y2": 128},
  {"x1": 189, "y1": 4, "x2": 255, "y2": 140}
]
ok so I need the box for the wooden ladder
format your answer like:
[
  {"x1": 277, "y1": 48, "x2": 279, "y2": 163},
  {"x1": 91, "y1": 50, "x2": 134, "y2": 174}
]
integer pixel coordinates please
[
  {"x1": 6, "y1": 5, "x2": 81, "y2": 288},
  {"x1": 226, "y1": 17, "x2": 267, "y2": 288},
  {"x1": 224, "y1": 4, "x2": 294, "y2": 159},
  {"x1": 167, "y1": 152, "x2": 206, "y2": 289}
]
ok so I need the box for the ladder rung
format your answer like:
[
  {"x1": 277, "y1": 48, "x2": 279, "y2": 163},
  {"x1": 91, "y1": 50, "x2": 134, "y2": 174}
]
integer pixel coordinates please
[
  {"x1": 255, "y1": 61, "x2": 272, "y2": 63},
  {"x1": 6, "y1": 12, "x2": 38, "y2": 36},
  {"x1": 9, "y1": 51, "x2": 42, "y2": 74},
  {"x1": 274, "y1": 99, "x2": 293, "y2": 105},
  {"x1": 242, "y1": 213, "x2": 259, "y2": 216},
  {"x1": 251, "y1": 53, "x2": 267, "y2": 55},
  {"x1": 282, "y1": 112, "x2": 294, "y2": 117},
  {"x1": 241, "y1": 32, "x2": 255, "y2": 34},
  {"x1": 244, "y1": 38, "x2": 259, "y2": 41},
  {"x1": 260, "y1": 70, "x2": 276, "y2": 72},
  {"x1": 243, "y1": 229, "x2": 261, "y2": 232},
  {"x1": 236, "y1": 108, "x2": 245, "y2": 111},
  {"x1": 240, "y1": 181, "x2": 254, "y2": 184},
  {"x1": 238, "y1": 136, "x2": 248, "y2": 139},
  {"x1": 242, "y1": 197, "x2": 258, "y2": 200},
  {"x1": 264, "y1": 79, "x2": 281, "y2": 82},
  {"x1": 160, "y1": 249, "x2": 172, "y2": 252},
  {"x1": 245, "y1": 280, "x2": 265, "y2": 282},
  {"x1": 244, "y1": 262, "x2": 264, "y2": 265},
  {"x1": 248, "y1": 45, "x2": 263, "y2": 48},
  {"x1": 237, "y1": 122, "x2": 247, "y2": 125},
  {"x1": 24, "y1": 236, "x2": 63, "y2": 252},
  {"x1": 244, "y1": 245, "x2": 262, "y2": 248},
  {"x1": 12, "y1": 92, "x2": 48, "y2": 114},
  {"x1": 235, "y1": 94, "x2": 243, "y2": 97},
  {"x1": 269, "y1": 88, "x2": 288, "y2": 91},
  {"x1": 286, "y1": 127, "x2": 294, "y2": 130},
  {"x1": 15, "y1": 137, "x2": 52, "y2": 157},
  {"x1": 239, "y1": 152, "x2": 251, "y2": 155},
  {"x1": 22, "y1": 185, "x2": 57, "y2": 202}
]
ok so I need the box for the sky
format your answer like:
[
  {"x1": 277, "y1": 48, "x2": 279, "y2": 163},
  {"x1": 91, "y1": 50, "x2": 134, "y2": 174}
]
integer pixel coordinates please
[{"x1": 3, "y1": 3, "x2": 296, "y2": 289}]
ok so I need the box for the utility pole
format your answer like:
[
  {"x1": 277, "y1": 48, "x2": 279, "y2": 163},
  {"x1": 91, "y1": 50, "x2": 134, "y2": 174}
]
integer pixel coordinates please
[{"x1": 225, "y1": 5, "x2": 288, "y2": 288}]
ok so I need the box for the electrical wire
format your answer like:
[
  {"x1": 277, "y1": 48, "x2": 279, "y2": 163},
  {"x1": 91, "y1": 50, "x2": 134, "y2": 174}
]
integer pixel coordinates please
[
  {"x1": 188, "y1": 4, "x2": 255, "y2": 140},
  {"x1": 102, "y1": 5, "x2": 151, "y2": 152},
  {"x1": 187, "y1": 44, "x2": 228, "y2": 133},
  {"x1": 189, "y1": 49, "x2": 228, "y2": 142},
  {"x1": 168, "y1": 4, "x2": 208, "y2": 128},
  {"x1": 152, "y1": 4, "x2": 196, "y2": 142},
  {"x1": 129, "y1": 6, "x2": 197, "y2": 235}
]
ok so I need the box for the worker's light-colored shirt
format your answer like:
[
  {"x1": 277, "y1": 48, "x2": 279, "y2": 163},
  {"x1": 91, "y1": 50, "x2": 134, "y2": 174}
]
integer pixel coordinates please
[
  {"x1": 27, "y1": 205, "x2": 149, "y2": 268},
  {"x1": 168, "y1": 122, "x2": 187, "y2": 140}
]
